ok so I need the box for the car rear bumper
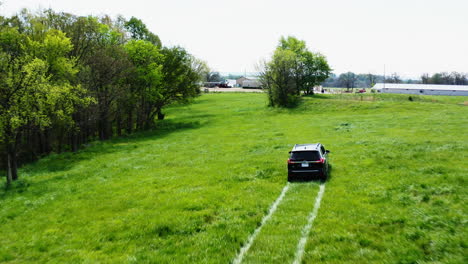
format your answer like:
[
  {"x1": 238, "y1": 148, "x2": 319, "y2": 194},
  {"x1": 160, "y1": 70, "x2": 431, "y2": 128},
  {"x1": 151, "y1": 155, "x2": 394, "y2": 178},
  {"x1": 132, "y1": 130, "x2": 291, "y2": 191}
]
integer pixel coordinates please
[
  {"x1": 288, "y1": 169, "x2": 325, "y2": 181},
  {"x1": 290, "y1": 169, "x2": 320, "y2": 173}
]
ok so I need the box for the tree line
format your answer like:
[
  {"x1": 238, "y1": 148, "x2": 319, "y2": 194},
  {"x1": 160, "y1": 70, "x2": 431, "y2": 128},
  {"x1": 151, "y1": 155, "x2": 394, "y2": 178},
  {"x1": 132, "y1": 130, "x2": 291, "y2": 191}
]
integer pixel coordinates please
[
  {"x1": 421, "y1": 72, "x2": 468, "y2": 85},
  {"x1": 0, "y1": 9, "x2": 209, "y2": 185},
  {"x1": 323, "y1": 71, "x2": 468, "y2": 89},
  {"x1": 322, "y1": 72, "x2": 401, "y2": 89}
]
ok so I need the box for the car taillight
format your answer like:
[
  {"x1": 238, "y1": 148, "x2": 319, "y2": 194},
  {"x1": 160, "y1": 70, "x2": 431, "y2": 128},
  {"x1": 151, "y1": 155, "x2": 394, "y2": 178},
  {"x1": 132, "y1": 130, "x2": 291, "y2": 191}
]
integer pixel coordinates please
[
  {"x1": 287, "y1": 158, "x2": 293, "y2": 164},
  {"x1": 317, "y1": 158, "x2": 325, "y2": 164}
]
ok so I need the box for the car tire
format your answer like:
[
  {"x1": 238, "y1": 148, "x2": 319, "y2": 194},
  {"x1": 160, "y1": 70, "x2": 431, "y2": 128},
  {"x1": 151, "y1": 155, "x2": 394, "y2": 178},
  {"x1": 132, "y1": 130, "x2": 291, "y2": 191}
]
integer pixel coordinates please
[
  {"x1": 321, "y1": 171, "x2": 328, "y2": 181},
  {"x1": 287, "y1": 174, "x2": 294, "y2": 182}
]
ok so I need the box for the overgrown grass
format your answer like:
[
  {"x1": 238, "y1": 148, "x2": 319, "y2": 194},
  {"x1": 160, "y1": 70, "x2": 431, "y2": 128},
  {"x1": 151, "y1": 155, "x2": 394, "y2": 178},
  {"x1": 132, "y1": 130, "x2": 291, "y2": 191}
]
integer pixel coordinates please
[{"x1": 0, "y1": 93, "x2": 466, "y2": 263}]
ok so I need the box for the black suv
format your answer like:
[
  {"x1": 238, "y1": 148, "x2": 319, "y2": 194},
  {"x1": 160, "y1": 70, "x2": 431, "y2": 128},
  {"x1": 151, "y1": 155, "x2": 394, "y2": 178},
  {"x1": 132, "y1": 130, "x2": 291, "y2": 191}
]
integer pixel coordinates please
[{"x1": 287, "y1": 143, "x2": 330, "y2": 181}]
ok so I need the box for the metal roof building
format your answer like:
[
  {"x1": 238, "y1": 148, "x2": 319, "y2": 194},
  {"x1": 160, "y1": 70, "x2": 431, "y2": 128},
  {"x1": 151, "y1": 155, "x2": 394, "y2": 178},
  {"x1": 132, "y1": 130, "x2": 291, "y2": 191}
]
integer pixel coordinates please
[
  {"x1": 373, "y1": 83, "x2": 468, "y2": 96},
  {"x1": 237, "y1": 77, "x2": 261, "y2": 88}
]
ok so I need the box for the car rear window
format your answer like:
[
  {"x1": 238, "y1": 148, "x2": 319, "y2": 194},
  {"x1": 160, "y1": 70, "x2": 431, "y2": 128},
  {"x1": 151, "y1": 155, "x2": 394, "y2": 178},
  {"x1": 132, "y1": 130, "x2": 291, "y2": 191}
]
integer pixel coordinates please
[{"x1": 290, "y1": 151, "x2": 321, "y2": 161}]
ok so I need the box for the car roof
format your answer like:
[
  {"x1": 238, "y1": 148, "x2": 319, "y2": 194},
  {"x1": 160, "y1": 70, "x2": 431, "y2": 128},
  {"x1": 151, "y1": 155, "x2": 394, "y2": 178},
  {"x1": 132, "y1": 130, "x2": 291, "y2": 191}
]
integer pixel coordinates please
[{"x1": 291, "y1": 143, "x2": 321, "y2": 152}]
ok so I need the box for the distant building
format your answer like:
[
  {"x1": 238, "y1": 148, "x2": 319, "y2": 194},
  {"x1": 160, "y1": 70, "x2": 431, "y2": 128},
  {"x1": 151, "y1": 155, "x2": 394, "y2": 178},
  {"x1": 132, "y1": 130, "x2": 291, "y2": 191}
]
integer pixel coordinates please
[
  {"x1": 236, "y1": 77, "x2": 262, "y2": 88},
  {"x1": 226, "y1": 79, "x2": 237, "y2": 87},
  {"x1": 236, "y1": 77, "x2": 249, "y2": 87},
  {"x1": 373, "y1": 83, "x2": 468, "y2": 96}
]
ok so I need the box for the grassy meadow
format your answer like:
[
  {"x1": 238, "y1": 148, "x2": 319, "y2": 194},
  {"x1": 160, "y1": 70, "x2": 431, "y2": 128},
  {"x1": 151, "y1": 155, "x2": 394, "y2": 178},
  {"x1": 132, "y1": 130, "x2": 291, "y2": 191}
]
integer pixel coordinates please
[{"x1": 0, "y1": 92, "x2": 467, "y2": 263}]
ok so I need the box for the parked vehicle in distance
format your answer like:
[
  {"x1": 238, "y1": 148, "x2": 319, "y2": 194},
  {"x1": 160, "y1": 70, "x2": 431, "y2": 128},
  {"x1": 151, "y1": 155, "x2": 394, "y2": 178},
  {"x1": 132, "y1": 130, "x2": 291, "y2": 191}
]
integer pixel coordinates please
[
  {"x1": 218, "y1": 80, "x2": 232, "y2": 88},
  {"x1": 204, "y1": 81, "x2": 221, "y2": 88},
  {"x1": 287, "y1": 143, "x2": 330, "y2": 181},
  {"x1": 203, "y1": 80, "x2": 231, "y2": 88},
  {"x1": 358, "y1": 89, "x2": 366, "y2": 93}
]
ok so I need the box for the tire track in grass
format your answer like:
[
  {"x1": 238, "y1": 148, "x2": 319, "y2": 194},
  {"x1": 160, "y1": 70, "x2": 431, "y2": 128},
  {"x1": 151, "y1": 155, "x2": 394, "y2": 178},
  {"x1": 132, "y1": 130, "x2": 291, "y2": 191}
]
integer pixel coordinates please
[
  {"x1": 293, "y1": 183, "x2": 326, "y2": 264},
  {"x1": 242, "y1": 182, "x2": 320, "y2": 263},
  {"x1": 232, "y1": 183, "x2": 290, "y2": 264}
]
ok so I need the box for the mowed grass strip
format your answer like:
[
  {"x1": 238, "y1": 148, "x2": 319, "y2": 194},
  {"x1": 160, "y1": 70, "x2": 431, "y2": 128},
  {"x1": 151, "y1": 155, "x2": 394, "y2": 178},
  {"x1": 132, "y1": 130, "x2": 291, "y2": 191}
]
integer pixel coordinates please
[
  {"x1": 0, "y1": 92, "x2": 466, "y2": 263},
  {"x1": 242, "y1": 182, "x2": 320, "y2": 263},
  {"x1": 293, "y1": 183, "x2": 326, "y2": 264},
  {"x1": 233, "y1": 183, "x2": 290, "y2": 264}
]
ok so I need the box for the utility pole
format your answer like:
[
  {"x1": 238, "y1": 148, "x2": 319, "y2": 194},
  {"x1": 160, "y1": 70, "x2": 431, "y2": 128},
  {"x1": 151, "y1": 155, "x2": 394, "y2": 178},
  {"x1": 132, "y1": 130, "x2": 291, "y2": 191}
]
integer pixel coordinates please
[{"x1": 383, "y1": 64, "x2": 386, "y2": 89}]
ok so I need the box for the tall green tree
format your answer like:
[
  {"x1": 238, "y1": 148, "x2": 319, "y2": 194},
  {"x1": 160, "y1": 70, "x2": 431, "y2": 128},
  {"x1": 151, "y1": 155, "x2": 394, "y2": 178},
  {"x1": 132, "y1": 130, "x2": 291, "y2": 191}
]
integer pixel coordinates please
[
  {"x1": 83, "y1": 39, "x2": 132, "y2": 139},
  {"x1": 124, "y1": 17, "x2": 161, "y2": 47},
  {"x1": 385, "y1": 73, "x2": 402, "y2": 84},
  {"x1": 124, "y1": 39, "x2": 164, "y2": 130},
  {"x1": 260, "y1": 49, "x2": 298, "y2": 107},
  {"x1": 157, "y1": 46, "x2": 202, "y2": 119},
  {"x1": 339, "y1": 72, "x2": 357, "y2": 91},
  {"x1": 206, "y1": 72, "x2": 222, "y2": 82},
  {"x1": 261, "y1": 36, "x2": 331, "y2": 107},
  {"x1": 0, "y1": 28, "x2": 89, "y2": 184},
  {"x1": 191, "y1": 58, "x2": 210, "y2": 82},
  {"x1": 367, "y1": 73, "x2": 377, "y2": 87},
  {"x1": 278, "y1": 36, "x2": 331, "y2": 95},
  {"x1": 68, "y1": 20, "x2": 132, "y2": 140}
]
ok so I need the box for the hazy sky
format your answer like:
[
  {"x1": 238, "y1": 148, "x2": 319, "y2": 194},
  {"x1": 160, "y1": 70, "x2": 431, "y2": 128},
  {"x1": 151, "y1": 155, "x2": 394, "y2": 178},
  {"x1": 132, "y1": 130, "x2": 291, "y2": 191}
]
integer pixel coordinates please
[{"x1": 2, "y1": 0, "x2": 467, "y2": 78}]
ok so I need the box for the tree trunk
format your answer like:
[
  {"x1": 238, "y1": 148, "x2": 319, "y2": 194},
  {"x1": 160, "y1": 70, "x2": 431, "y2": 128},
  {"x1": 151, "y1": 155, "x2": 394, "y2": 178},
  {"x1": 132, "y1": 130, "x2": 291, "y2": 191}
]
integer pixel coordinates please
[
  {"x1": 116, "y1": 114, "x2": 122, "y2": 136},
  {"x1": 136, "y1": 108, "x2": 144, "y2": 131},
  {"x1": 6, "y1": 153, "x2": 13, "y2": 185},
  {"x1": 57, "y1": 130, "x2": 63, "y2": 153},
  {"x1": 98, "y1": 111, "x2": 111, "y2": 140},
  {"x1": 157, "y1": 108, "x2": 165, "y2": 120},
  {"x1": 39, "y1": 131, "x2": 46, "y2": 154},
  {"x1": 71, "y1": 131, "x2": 79, "y2": 152},
  {"x1": 7, "y1": 142, "x2": 18, "y2": 182},
  {"x1": 41, "y1": 130, "x2": 52, "y2": 154},
  {"x1": 144, "y1": 112, "x2": 154, "y2": 130},
  {"x1": 126, "y1": 109, "x2": 133, "y2": 134}
]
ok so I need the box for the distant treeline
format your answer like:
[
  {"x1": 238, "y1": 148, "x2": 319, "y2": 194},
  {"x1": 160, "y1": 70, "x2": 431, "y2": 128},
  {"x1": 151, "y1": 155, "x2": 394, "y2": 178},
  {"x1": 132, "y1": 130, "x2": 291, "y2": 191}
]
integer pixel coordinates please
[
  {"x1": 421, "y1": 72, "x2": 468, "y2": 85},
  {"x1": 322, "y1": 73, "x2": 385, "y2": 89},
  {"x1": 0, "y1": 9, "x2": 209, "y2": 184},
  {"x1": 322, "y1": 71, "x2": 468, "y2": 88}
]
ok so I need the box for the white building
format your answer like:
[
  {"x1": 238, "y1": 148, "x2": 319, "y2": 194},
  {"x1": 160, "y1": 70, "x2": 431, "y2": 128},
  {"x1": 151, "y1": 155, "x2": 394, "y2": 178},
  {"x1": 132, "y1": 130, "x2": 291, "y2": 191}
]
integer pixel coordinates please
[
  {"x1": 242, "y1": 78, "x2": 261, "y2": 88},
  {"x1": 236, "y1": 77, "x2": 262, "y2": 88},
  {"x1": 226, "y1": 79, "x2": 237, "y2": 87},
  {"x1": 373, "y1": 83, "x2": 468, "y2": 96}
]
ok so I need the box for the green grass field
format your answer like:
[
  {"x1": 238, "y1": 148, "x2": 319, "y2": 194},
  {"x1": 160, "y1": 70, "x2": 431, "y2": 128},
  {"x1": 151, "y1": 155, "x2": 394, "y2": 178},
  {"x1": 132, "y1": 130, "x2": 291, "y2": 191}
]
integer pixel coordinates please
[{"x1": 1, "y1": 92, "x2": 467, "y2": 263}]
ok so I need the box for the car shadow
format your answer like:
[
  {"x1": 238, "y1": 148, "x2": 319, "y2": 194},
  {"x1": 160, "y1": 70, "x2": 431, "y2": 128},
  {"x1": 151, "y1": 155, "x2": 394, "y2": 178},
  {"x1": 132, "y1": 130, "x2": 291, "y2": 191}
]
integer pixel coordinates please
[{"x1": 1, "y1": 118, "x2": 208, "y2": 196}]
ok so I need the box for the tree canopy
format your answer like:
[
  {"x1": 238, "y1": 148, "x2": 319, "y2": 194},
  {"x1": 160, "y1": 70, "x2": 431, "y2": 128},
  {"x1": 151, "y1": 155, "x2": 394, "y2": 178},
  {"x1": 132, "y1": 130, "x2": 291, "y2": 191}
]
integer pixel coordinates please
[
  {"x1": 0, "y1": 9, "x2": 205, "y2": 185},
  {"x1": 260, "y1": 36, "x2": 331, "y2": 107}
]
